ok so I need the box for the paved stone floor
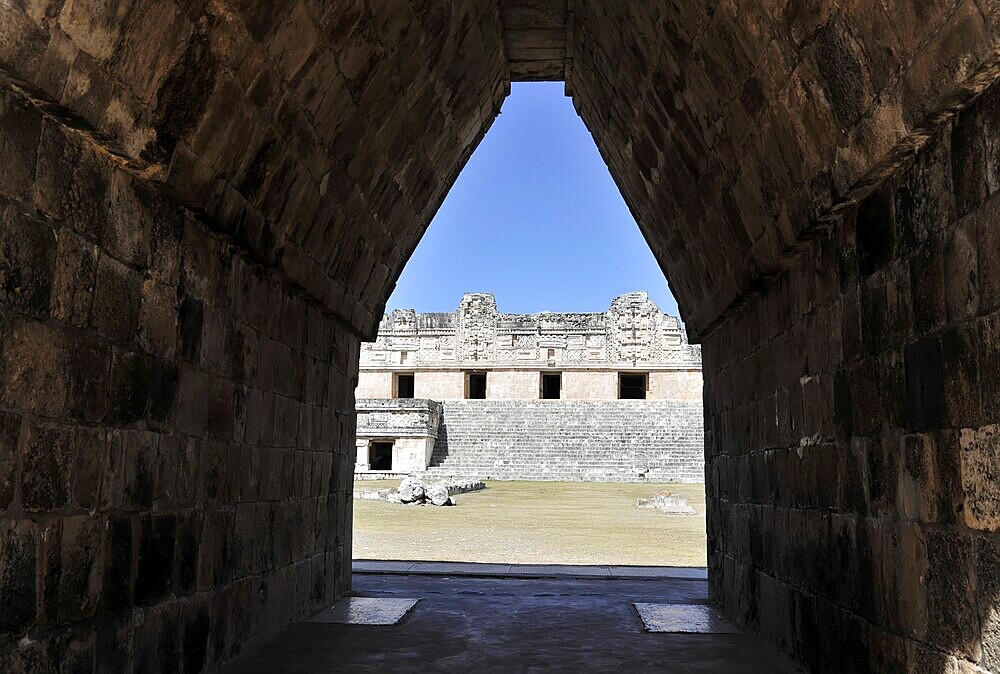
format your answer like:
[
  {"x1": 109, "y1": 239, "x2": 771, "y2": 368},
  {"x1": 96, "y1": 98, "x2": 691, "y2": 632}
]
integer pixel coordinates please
[
  {"x1": 353, "y1": 560, "x2": 709, "y2": 579},
  {"x1": 222, "y1": 567, "x2": 800, "y2": 673}
]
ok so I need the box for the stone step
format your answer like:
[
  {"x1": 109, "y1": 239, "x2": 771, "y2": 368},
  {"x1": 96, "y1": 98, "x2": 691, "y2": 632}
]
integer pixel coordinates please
[{"x1": 426, "y1": 400, "x2": 704, "y2": 482}]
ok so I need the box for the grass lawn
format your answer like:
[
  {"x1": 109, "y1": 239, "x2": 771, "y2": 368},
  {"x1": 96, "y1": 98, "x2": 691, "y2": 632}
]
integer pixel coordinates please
[{"x1": 352, "y1": 480, "x2": 707, "y2": 567}]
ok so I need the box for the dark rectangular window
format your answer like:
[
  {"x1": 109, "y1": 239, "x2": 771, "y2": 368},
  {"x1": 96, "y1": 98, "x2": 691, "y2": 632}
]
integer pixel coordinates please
[
  {"x1": 370, "y1": 441, "x2": 393, "y2": 471},
  {"x1": 619, "y1": 373, "x2": 648, "y2": 399},
  {"x1": 541, "y1": 373, "x2": 561, "y2": 399},
  {"x1": 467, "y1": 372, "x2": 487, "y2": 399},
  {"x1": 396, "y1": 373, "x2": 414, "y2": 399}
]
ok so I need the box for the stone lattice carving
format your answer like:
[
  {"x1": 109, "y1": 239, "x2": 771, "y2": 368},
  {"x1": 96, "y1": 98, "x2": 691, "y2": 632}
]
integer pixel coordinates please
[{"x1": 361, "y1": 292, "x2": 701, "y2": 370}]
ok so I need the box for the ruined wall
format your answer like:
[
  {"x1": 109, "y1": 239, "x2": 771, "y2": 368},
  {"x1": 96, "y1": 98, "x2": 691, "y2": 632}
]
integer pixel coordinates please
[
  {"x1": 705, "y1": 81, "x2": 1000, "y2": 672},
  {"x1": 0, "y1": 82, "x2": 357, "y2": 670}
]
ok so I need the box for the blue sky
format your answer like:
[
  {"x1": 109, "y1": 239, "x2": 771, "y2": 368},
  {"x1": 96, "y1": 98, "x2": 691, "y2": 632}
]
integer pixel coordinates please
[{"x1": 385, "y1": 81, "x2": 680, "y2": 318}]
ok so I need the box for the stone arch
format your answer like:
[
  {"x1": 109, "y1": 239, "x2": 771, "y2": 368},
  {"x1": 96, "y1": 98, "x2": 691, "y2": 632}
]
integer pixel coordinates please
[{"x1": 0, "y1": 1, "x2": 998, "y2": 671}]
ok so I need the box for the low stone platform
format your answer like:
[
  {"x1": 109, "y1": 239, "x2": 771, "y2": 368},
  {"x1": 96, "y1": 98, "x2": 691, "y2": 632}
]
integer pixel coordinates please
[
  {"x1": 353, "y1": 479, "x2": 486, "y2": 501},
  {"x1": 220, "y1": 571, "x2": 799, "y2": 673},
  {"x1": 353, "y1": 470, "x2": 412, "y2": 480}
]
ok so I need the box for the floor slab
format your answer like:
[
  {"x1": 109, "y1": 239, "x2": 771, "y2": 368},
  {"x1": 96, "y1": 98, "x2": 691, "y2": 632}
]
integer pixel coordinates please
[
  {"x1": 634, "y1": 603, "x2": 741, "y2": 633},
  {"x1": 353, "y1": 560, "x2": 709, "y2": 580},
  {"x1": 308, "y1": 597, "x2": 420, "y2": 625},
  {"x1": 221, "y1": 572, "x2": 801, "y2": 673}
]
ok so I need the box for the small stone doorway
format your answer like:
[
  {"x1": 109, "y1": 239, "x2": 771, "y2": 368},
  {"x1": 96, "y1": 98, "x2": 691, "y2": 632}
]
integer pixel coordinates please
[{"x1": 369, "y1": 441, "x2": 394, "y2": 471}]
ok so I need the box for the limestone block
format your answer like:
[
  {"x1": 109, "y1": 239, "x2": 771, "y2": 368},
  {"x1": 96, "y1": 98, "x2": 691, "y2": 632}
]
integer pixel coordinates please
[
  {"x1": 0, "y1": 87, "x2": 42, "y2": 201},
  {"x1": 0, "y1": 413, "x2": 19, "y2": 511},
  {"x1": 414, "y1": 371, "x2": 465, "y2": 400},
  {"x1": 134, "y1": 514, "x2": 176, "y2": 607},
  {"x1": 981, "y1": 312, "x2": 1000, "y2": 422},
  {"x1": 19, "y1": 420, "x2": 73, "y2": 512},
  {"x1": 90, "y1": 256, "x2": 142, "y2": 347},
  {"x1": 49, "y1": 228, "x2": 97, "y2": 328},
  {"x1": 961, "y1": 425, "x2": 1000, "y2": 531},
  {"x1": 0, "y1": 207, "x2": 56, "y2": 319},
  {"x1": 0, "y1": 520, "x2": 39, "y2": 637},
  {"x1": 40, "y1": 515, "x2": 102, "y2": 625},
  {"x1": 924, "y1": 529, "x2": 980, "y2": 659}
]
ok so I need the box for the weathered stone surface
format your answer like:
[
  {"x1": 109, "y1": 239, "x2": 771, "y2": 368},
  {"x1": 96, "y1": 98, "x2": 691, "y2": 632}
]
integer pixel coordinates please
[
  {"x1": 0, "y1": 520, "x2": 38, "y2": 637},
  {"x1": 960, "y1": 425, "x2": 1000, "y2": 531},
  {"x1": 426, "y1": 484, "x2": 450, "y2": 506},
  {"x1": 41, "y1": 516, "x2": 103, "y2": 625},
  {"x1": 0, "y1": 319, "x2": 69, "y2": 417},
  {"x1": 134, "y1": 513, "x2": 175, "y2": 606},
  {"x1": 0, "y1": 412, "x2": 19, "y2": 511},
  {"x1": 420, "y1": 400, "x2": 704, "y2": 483},
  {"x1": 0, "y1": 1, "x2": 997, "y2": 671},
  {"x1": 20, "y1": 420, "x2": 73, "y2": 512},
  {"x1": 396, "y1": 477, "x2": 425, "y2": 504}
]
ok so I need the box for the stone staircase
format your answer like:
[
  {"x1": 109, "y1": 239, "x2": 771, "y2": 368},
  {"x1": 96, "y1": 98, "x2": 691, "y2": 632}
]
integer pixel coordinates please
[{"x1": 419, "y1": 400, "x2": 704, "y2": 483}]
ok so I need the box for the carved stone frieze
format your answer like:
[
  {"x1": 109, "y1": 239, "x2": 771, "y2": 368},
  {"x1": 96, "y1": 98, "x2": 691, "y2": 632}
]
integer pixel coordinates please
[{"x1": 360, "y1": 292, "x2": 701, "y2": 370}]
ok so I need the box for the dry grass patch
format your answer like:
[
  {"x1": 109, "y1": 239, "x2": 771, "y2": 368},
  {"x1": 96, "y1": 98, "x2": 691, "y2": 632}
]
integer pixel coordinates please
[{"x1": 353, "y1": 480, "x2": 706, "y2": 566}]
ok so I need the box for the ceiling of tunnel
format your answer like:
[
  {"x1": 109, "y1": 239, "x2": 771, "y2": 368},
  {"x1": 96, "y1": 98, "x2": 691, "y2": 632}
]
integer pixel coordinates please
[
  {"x1": 3, "y1": 0, "x2": 998, "y2": 340},
  {"x1": 497, "y1": 0, "x2": 569, "y2": 81}
]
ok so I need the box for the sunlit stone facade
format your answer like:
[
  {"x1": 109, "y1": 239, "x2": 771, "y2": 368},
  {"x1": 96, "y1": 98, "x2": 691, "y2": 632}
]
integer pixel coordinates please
[
  {"x1": 355, "y1": 292, "x2": 703, "y2": 402},
  {"x1": 354, "y1": 293, "x2": 704, "y2": 479}
]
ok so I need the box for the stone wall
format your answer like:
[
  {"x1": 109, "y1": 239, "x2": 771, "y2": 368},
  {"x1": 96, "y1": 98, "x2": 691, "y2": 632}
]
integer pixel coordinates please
[
  {"x1": 355, "y1": 399, "x2": 442, "y2": 473},
  {"x1": 0, "y1": 0, "x2": 506, "y2": 669},
  {"x1": 361, "y1": 291, "x2": 701, "y2": 373},
  {"x1": 425, "y1": 400, "x2": 704, "y2": 483},
  {"x1": 355, "y1": 371, "x2": 392, "y2": 400},
  {"x1": 414, "y1": 371, "x2": 467, "y2": 400},
  {"x1": 0, "y1": 80, "x2": 359, "y2": 670},
  {"x1": 355, "y1": 368, "x2": 702, "y2": 401},
  {"x1": 1, "y1": 1, "x2": 999, "y2": 671},
  {"x1": 649, "y1": 371, "x2": 704, "y2": 402},
  {"x1": 561, "y1": 371, "x2": 619, "y2": 400},
  {"x1": 704, "y1": 81, "x2": 1000, "y2": 671}
]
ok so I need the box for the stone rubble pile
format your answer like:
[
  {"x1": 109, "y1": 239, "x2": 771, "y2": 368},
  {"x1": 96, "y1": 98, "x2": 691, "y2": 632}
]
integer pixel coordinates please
[
  {"x1": 636, "y1": 493, "x2": 696, "y2": 515},
  {"x1": 385, "y1": 477, "x2": 456, "y2": 506}
]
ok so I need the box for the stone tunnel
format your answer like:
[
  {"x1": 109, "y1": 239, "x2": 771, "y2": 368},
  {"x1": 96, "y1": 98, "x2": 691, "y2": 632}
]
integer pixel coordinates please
[{"x1": 0, "y1": 0, "x2": 998, "y2": 671}]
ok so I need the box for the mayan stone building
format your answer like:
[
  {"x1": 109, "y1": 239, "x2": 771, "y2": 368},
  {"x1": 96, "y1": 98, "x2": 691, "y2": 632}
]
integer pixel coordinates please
[
  {"x1": 1, "y1": 1, "x2": 999, "y2": 672},
  {"x1": 354, "y1": 292, "x2": 704, "y2": 480}
]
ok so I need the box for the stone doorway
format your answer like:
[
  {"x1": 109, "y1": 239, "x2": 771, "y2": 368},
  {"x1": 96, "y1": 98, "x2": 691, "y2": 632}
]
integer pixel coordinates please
[{"x1": 369, "y1": 442, "x2": 394, "y2": 471}]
